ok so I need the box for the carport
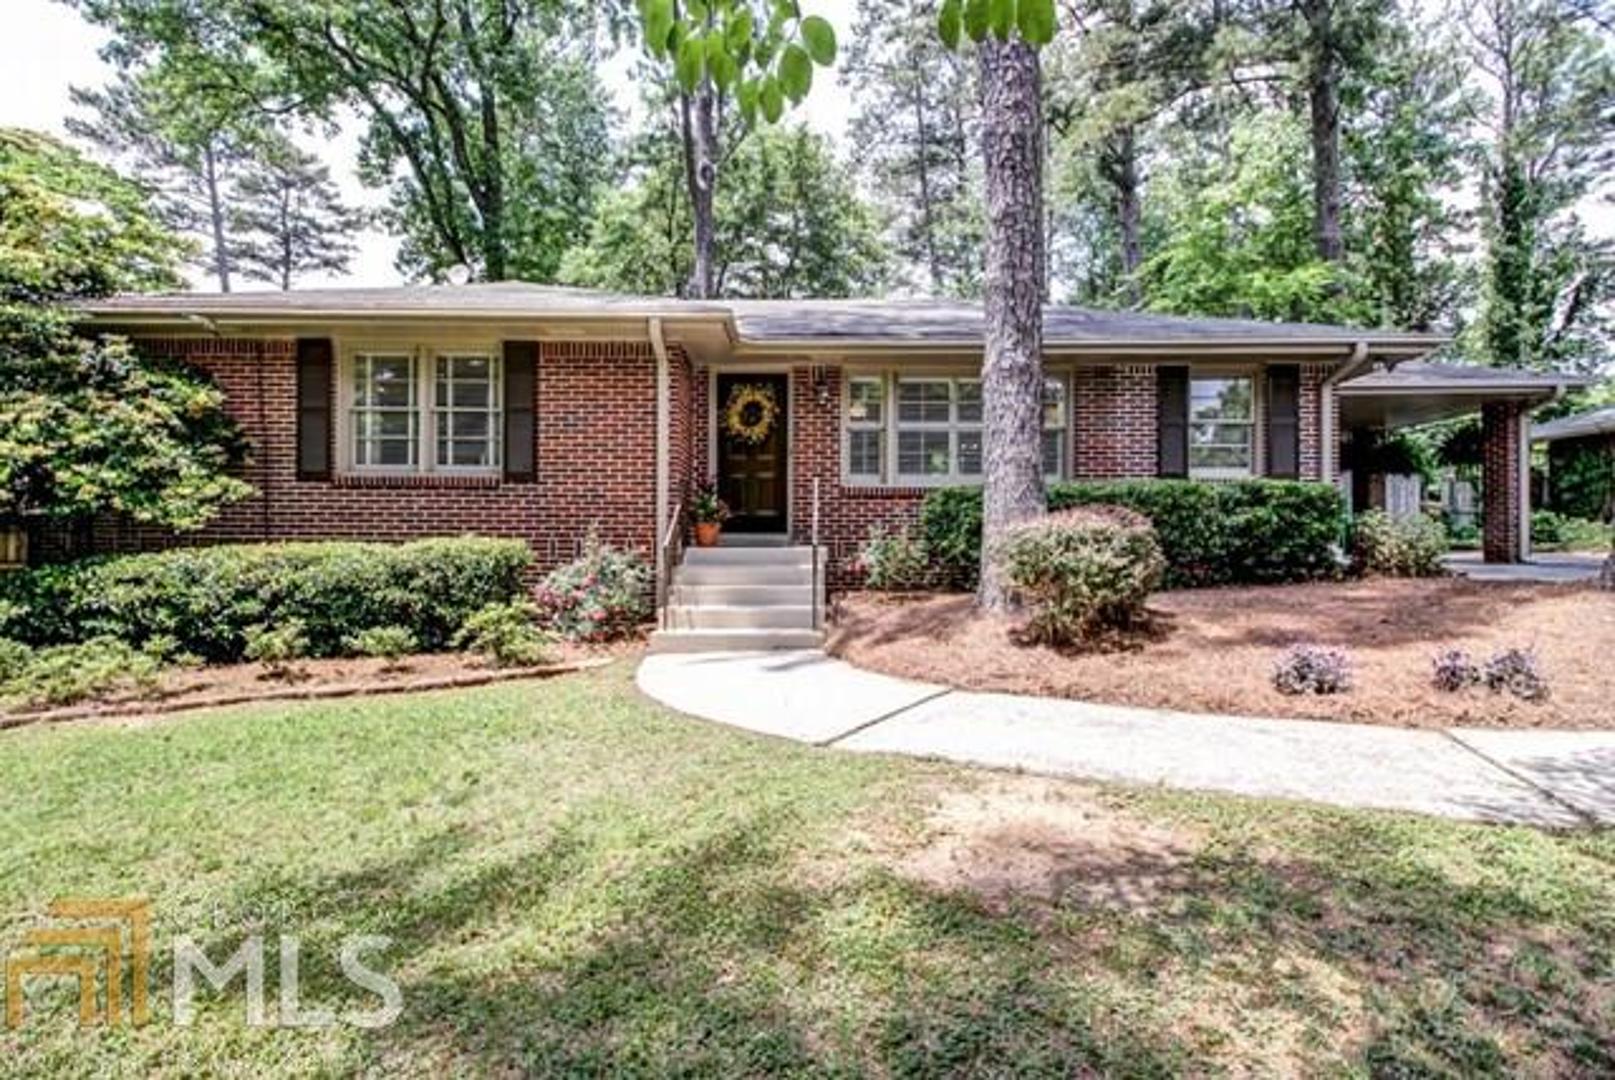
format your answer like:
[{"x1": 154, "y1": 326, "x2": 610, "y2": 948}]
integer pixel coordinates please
[{"x1": 1337, "y1": 362, "x2": 1588, "y2": 564}]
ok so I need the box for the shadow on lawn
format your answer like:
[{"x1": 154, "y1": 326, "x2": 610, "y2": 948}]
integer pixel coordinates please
[{"x1": 181, "y1": 796, "x2": 1614, "y2": 1075}]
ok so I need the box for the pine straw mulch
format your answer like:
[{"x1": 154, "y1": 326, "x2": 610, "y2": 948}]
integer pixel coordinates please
[
  {"x1": 828, "y1": 578, "x2": 1614, "y2": 730},
  {"x1": 0, "y1": 641, "x2": 636, "y2": 730}
]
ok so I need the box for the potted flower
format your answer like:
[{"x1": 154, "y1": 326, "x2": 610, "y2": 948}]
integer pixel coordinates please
[{"x1": 691, "y1": 480, "x2": 729, "y2": 547}]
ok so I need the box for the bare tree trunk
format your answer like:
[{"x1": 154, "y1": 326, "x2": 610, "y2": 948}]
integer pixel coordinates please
[
  {"x1": 976, "y1": 37, "x2": 1047, "y2": 613},
  {"x1": 203, "y1": 141, "x2": 231, "y2": 293},
  {"x1": 680, "y1": 82, "x2": 718, "y2": 298},
  {"x1": 1101, "y1": 125, "x2": 1144, "y2": 304},
  {"x1": 1302, "y1": 0, "x2": 1344, "y2": 262},
  {"x1": 913, "y1": 79, "x2": 942, "y2": 289}
]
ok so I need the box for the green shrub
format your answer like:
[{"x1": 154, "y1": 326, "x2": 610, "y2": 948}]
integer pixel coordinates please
[
  {"x1": 1353, "y1": 511, "x2": 1448, "y2": 577},
  {"x1": 852, "y1": 525, "x2": 931, "y2": 590},
  {"x1": 921, "y1": 480, "x2": 1345, "y2": 591},
  {"x1": 993, "y1": 506, "x2": 1166, "y2": 645},
  {"x1": 0, "y1": 637, "x2": 30, "y2": 682},
  {"x1": 533, "y1": 536, "x2": 651, "y2": 642},
  {"x1": 1, "y1": 637, "x2": 161, "y2": 709},
  {"x1": 454, "y1": 601, "x2": 554, "y2": 667},
  {"x1": 346, "y1": 626, "x2": 419, "y2": 669},
  {"x1": 0, "y1": 537, "x2": 531, "y2": 662},
  {"x1": 1531, "y1": 510, "x2": 1569, "y2": 547},
  {"x1": 243, "y1": 621, "x2": 308, "y2": 678}
]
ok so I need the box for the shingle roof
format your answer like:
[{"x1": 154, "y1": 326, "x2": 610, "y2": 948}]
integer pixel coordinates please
[
  {"x1": 1341, "y1": 361, "x2": 1590, "y2": 393},
  {"x1": 78, "y1": 283, "x2": 1446, "y2": 350},
  {"x1": 1533, "y1": 405, "x2": 1615, "y2": 442}
]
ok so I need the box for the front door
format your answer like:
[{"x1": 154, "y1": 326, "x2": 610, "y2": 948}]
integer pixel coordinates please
[{"x1": 716, "y1": 373, "x2": 788, "y2": 534}]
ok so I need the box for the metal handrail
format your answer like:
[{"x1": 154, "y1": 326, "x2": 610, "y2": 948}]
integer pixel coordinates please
[
  {"x1": 810, "y1": 478, "x2": 822, "y2": 631},
  {"x1": 658, "y1": 499, "x2": 683, "y2": 631}
]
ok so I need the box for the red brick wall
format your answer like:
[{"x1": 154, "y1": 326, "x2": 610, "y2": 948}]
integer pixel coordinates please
[
  {"x1": 1482, "y1": 400, "x2": 1524, "y2": 563},
  {"x1": 1073, "y1": 364, "x2": 1158, "y2": 478},
  {"x1": 36, "y1": 336, "x2": 661, "y2": 574}
]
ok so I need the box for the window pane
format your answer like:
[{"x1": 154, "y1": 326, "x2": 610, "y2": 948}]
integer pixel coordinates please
[
  {"x1": 1189, "y1": 445, "x2": 1253, "y2": 470},
  {"x1": 897, "y1": 380, "x2": 951, "y2": 424},
  {"x1": 368, "y1": 358, "x2": 415, "y2": 407},
  {"x1": 451, "y1": 412, "x2": 490, "y2": 440},
  {"x1": 452, "y1": 356, "x2": 491, "y2": 381},
  {"x1": 898, "y1": 431, "x2": 950, "y2": 476},
  {"x1": 375, "y1": 411, "x2": 413, "y2": 438},
  {"x1": 848, "y1": 430, "x2": 882, "y2": 476},
  {"x1": 1043, "y1": 378, "x2": 1067, "y2": 428},
  {"x1": 372, "y1": 439, "x2": 415, "y2": 467},
  {"x1": 443, "y1": 441, "x2": 493, "y2": 467},
  {"x1": 847, "y1": 378, "x2": 883, "y2": 424},
  {"x1": 1191, "y1": 422, "x2": 1254, "y2": 448},
  {"x1": 1191, "y1": 377, "x2": 1252, "y2": 421},
  {"x1": 1042, "y1": 429, "x2": 1065, "y2": 477},
  {"x1": 958, "y1": 429, "x2": 983, "y2": 476},
  {"x1": 956, "y1": 380, "x2": 982, "y2": 424}
]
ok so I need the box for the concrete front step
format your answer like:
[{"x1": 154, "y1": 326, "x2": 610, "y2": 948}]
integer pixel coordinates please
[
  {"x1": 664, "y1": 604, "x2": 815, "y2": 630},
  {"x1": 647, "y1": 628, "x2": 826, "y2": 653},
  {"x1": 674, "y1": 564, "x2": 817, "y2": 586},
  {"x1": 683, "y1": 545, "x2": 824, "y2": 566},
  {"x1": 671, "y1": 583, "x2": 813, "y2": 606}
]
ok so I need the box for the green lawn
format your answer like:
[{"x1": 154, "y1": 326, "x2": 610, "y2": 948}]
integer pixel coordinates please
[{"x1": 1, "y1": 661, "x2": 1612, "y2": 1076}]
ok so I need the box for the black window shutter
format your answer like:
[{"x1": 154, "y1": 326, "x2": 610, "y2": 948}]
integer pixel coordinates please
[
  {"x1": 296, "y1": 338, "x2": 333, "y2": 480},
  {"x1": 1157, "y1": 366, "x2": 1189, "y2": 477},
  {"x1": 1266, "y1": 364, "x2": 1301, "y2": 478},
  {"x1": 503, "y1": 341, "x2": 537, "y2": 482}
]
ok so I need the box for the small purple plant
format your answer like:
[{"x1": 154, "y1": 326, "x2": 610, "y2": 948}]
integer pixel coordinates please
[
  {"x1": 1273, "y1": 644, "x2": 1354, "y2": 696},
  {"x1": 1431, "y1": 648, "x2": 1482, "y2": 693},
  {"x1": 1484, "y1": 648, "x2": 1550, "y2": 702}
]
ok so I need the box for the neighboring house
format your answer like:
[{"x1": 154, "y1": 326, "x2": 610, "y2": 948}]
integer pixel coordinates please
[
  {"x1": 69, "y1": 284, "x2": 1580, "y2": 645},
  {"x1": 1534, "y1": 406, "x2": 1615, "y2": 522}
]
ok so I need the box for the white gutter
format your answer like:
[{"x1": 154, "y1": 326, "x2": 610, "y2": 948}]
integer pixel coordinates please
[
  {"x1": 649, "y1": 318, "x2": 672, "y2": 593},
  {"x1": 1319, "y1": 341, "x2": 1372, "y2": 484}
]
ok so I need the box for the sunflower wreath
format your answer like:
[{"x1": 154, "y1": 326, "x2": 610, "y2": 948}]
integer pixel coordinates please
[{"x1": 722, "y1": 383, "x2": 781, "y2": 445}]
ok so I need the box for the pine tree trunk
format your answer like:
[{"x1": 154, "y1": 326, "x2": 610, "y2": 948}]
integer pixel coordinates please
[
  {"x1": 1104, "y1": 126, "x2": 1144, "y2": 303},
  {"x1": 203, "y1": 142, "x2": 231, "y2": 293},
  {"x1": 976, "y1": 37, "x2": 1047, "y2": 613},
  {"x1": 1303, "y1": 0, "x2": 1344, "y2": 263},
  {"x1": 680, "y1": 79, "x2": 718, "y2": 299}
]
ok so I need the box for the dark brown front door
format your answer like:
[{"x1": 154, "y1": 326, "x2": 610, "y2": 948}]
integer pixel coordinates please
[{"x1": 717, "y1": 373, "x2": 788, "y2": 534}]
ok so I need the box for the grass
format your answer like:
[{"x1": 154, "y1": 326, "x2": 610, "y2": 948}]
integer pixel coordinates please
[{"x1": 1, "y1": 660, "x2": 1611, "y2": 1076}]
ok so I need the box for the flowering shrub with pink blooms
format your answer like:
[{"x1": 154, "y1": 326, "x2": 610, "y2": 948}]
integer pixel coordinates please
[{"x1": 534, "y1": 535, "x2": 652, "y2": 642}]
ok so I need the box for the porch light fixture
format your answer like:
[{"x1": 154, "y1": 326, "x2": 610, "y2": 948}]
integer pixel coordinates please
[{"x1": 813, "y1": 365, "x2": 830, "y2": 407}]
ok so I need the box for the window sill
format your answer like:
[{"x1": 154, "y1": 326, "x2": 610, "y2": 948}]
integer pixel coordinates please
[{"x1": 330, "y1": 472, "x2": 505, "y2": 490}]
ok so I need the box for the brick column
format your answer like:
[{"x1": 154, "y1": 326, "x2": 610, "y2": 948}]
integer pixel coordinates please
[{"x1": 1482, "y1": 401, "x2": 1527, "y2": 564}]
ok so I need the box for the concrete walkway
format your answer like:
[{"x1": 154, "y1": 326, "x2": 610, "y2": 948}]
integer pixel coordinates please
[
  {"x1": 636, "y1": 651, "x2": 1615, "y2": 828},
  {"x1": 1443, "y1": 551, "x2": 1605, "y2": 584}
]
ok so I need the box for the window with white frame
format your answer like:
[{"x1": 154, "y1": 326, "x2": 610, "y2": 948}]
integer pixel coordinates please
[
  {"x1": 435, "y1": 354, "x2": 502, "y2": 469},
  {"x1": 347, "y1": 348, "x2": 502, "y2": 474},
  {"x1": 845, "y1": 376, "x2": 885, "y2": 479},
  {"x1": 1188, "y1": 375, "x2": 1254, "y2": 478},
  {"x1": 843, "y1": 372, "x2": 1069, "y2": 485}
]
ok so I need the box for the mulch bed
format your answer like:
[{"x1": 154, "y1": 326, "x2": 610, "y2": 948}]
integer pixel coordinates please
[
  {"x1": 0, "y1": 642, "x2": 634, "y2": 731},
  {"x1": 829, "y1": 579, "x2": 1614, "y2": 730}
]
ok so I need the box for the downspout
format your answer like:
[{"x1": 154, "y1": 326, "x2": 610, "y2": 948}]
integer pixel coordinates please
[
  {"x1": 649, "y1": 318, "x2": 672, "y2": 595},
  {"x1": 1319, "y1": 341, "x2": 1371, "y2": 486}
]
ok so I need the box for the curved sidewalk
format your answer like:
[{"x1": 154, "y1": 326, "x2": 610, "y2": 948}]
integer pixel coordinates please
[{"x1": 636, "y1": 650, "x2": 1615, "y2": 828}]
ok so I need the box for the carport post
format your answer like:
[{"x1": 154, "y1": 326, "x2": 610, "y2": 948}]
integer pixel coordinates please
[{"x1": 1481, "y1": 401, "x2": 1531, "y2": 564}]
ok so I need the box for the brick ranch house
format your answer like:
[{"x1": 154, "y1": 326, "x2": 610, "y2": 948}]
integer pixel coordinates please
[{"x1": 68, "y1": 284, "x2": 1580, "y2": 646}]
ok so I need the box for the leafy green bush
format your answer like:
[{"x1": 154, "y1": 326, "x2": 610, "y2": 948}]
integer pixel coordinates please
[
  {"x1": 346, "y1": 626, "x2": 419, "y2": 670},
  {"x1": 1, "y1": 637, "x2": 161, "y2": 709},
  {"x1": 1531, "y1": 510, "x2": 1569, "y2": 547},
  {"x1": 0, "y1": 537, "x2": 531, "y2": 662},
  {"x1": 533, "y1": 536, "x2": 651, "y2": 642},
  {"x1": 0, "y1": 637, "x2": 30, "y2": 682},
  {"x1": 454, "y1": 602, "x2": 554, "y2": 667},
  {"x1": 993, "y1": 506, "x2": 1166, "y2": 645},
  {"x1": 852, "y1": 525, "x2": 931, "y2": 590},
  {"x1": 243, "y1": 622, "x2": 308, "y2": 678},
  {"x1": 1353, "y1": 511, "x2": 1448, "y2": 577},
  {"x1": 921, "y1": 480, "x2": 1345, "y2": 590}
]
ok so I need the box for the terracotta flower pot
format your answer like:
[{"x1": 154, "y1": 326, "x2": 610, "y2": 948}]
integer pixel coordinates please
[{"x1": 694, "y1": 522, "x2": 722, "y2": 548}]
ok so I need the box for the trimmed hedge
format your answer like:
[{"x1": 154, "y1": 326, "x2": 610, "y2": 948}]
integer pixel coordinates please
[
  {"x1": 0, "y1": 537, "x2": 532, "y2": 662},
  {"x1": 920, "y1": 480, "x2": 1346, "y2": 590}
]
